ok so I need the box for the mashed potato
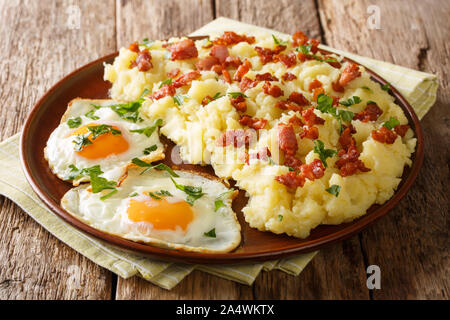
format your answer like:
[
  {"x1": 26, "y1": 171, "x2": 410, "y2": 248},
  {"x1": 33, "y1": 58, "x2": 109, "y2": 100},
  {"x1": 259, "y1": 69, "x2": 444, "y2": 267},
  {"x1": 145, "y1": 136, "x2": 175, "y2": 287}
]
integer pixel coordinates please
[{"x1": 104, "y1": 31, "x2": 416, "y2": 238}]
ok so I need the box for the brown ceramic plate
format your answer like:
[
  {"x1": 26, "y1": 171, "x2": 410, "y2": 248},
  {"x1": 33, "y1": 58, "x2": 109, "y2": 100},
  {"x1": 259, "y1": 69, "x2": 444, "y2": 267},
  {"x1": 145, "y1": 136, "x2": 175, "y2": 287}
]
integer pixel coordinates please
[{"x1": 20, "y1": 40, "x2": 424, "y2": 264}]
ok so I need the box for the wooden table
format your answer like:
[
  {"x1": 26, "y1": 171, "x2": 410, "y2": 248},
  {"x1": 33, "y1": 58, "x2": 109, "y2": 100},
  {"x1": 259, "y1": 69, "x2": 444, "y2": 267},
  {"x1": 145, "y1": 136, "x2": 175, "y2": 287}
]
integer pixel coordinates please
[{"x1": 0, "y1": 0, "x2": 448, "y2": 300}]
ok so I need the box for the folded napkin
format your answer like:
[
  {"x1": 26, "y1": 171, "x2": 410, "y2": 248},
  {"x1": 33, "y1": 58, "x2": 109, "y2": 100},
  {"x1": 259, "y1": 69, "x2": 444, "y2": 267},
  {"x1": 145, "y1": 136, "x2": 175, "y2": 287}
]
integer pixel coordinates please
[{"x1": 0, "y1": 18, "x2": 437, "y2": 290}]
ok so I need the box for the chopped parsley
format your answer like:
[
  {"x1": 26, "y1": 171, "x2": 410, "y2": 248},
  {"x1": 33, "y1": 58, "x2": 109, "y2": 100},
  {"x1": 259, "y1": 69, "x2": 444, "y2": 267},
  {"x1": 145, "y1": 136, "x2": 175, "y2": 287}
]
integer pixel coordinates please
[
  {"x1": 72, "y1": 134, "x2": 92, "y2": 152},
  {"x1": 148, "y1": 190, "x2": 173, "y2": 199},
  {"x1": 130, "y1": 119, "x2": 163, "y2": 137},
  {"x1": 66, "y1": 164, "x2": 117, "y2": 199},
  {"x1": 87, "y1": 124, "x2": 121, "y2": 139},
  {"x1": 272, "y1": 34, "x2": 289, "y2": 46},
  {"x1": 382, "y1": 117, "x2": 400, "y2": 130},
  {"x1": 108, "y1": 89, "x2": 149, "y2": 123},
  {"x1": 278, "y1": 214, "x2": 283, "y2": 221},
  {"x1": 129, "y1": 192, "x2": 138, "y2": 197},
  {"x1": 313, "y1": 139, "x2": 337, "y2": 168},
  {"x1": 173, "y1": 94, "x2": 189, "y2": 106},
  {"x1": 214, "y1": 190, "x2": 234, "y2": 212},
  {"x1": 170, "y1": 177, "x2": 204, "y2": 206},
  {"x1": 326, "y1": 184, "x2": 341, "y2": 197},
  {"x1": 296, "y1": 44, "x2": 338, "y2": 63},
  {"x1": 66, "y1": 164, "x2": 103, "y2": 180},
  {"x1": 67, "y1": 117, "x2": 82, "y2": 128},
  {"x1": 100, "y1": 189, "x2": 118, "y2": 201},
  {"x1": 85, "y1": 110, "x2": 99, "y2": 120},
  {"x1": 339, "y1": 96, "x2": 362, "y2": 107},
  {"x1": 139, "y1": 38, "x2": 153, "y2": 49},
  {"x1": 159, "y1": 78, "x2": 172, "y2": 88},
  {"x1": 381, "y1": 83, "x2": 391, "y2": 91},
  {"x1": 131, "y1": 158, "x2": 179, "y2": 177},
  {"x1": 316, "y1": 93, "x2": 354, "y2": 133},
  {"x1": 204, "y1": 228, "x2": 216, "y2": 238},
  {"x1": 143, "y1": 145, "x2": 158, "y2": 155},
  {"x1": 228, "y1": 92, "x2": 248, "y2": 99},
  {"x1": 366, "y1": 100, "x2": 377, "y2": 105},
  {"x1": 90, "y1": 174, "x2": 117, "y2": 194},
  {"x1": 361, "y1": 86, "x2": 373, "y2": 93}
]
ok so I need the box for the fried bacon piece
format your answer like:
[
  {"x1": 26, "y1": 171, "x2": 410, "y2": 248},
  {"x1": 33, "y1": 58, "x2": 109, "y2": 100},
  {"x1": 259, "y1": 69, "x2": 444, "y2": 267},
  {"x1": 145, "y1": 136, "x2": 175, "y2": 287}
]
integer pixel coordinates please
[
  {"x1": 394, "y1": 124, "x2": 410, "y2": 137},
  {"x1": 239, "y1": 115, "x2": 268, "y2": 130},
  {"x1": 276, "y1": 171, "x2": 306, "y2": 188},
  {"x1": 300, "y1": 159, "x2": 325, "y2": 180},
  {"x1": 289, "y1": 92, "x2": 309, "y2": 106},
  {"x1": 239, "y1": 76, "x2": 259, "y2": 92},
  {"x1": 210, "y1": 45, "x2": 229, "y2": 63},
  {"x1": 309, "y1": 38, "x2": 320, "y2": 54},
  {"x1": 308, "y1": 79, "x2": 323, "y2": 92},
  {"x1": 335, "y1": 143, "x2": 370, "y2": 177},
  {"x1": 353, "y1": 103, "x2": 383, "y2": 122},
  {"x1": 284, "y1": 153, "x2": 303, "y2": 170},
  {"x1": 255, "y1": 72, "x2": 279, "y2": 82},
  {"x1": 275, "y1": 100, "x2": 302, "y2": 112},
  {"x1": 151, "y1": 84, "x2": 176, "y2": 100},
  {"x1": 254, "y1": 45, "x2": 286, "y2": 64},
  {"x1": 292, "y1": 30, "x2": 308, "y2": 46},
  {"x1": 213, "y1": 31, "x2": 255, "y2": 46},
  {"x1": 128, "y1": 41, "x2": 140, "y2": 53},
  {"x1": 339, "y1": 63, "x2": 361, "y2": 87},
  {"x1": 262, "y1": 82, "x2": 284, "y2": 97},
  {"x1": 275, "y1": 159, "x2": 325, "y2": 188},
  {"x1": 324, "y1": 56, "x2": 342, "y2": 69},
  {"x1": 173, "y1": 71, "x2": 201, "y2": 88},
  {"x1": 339, "y1": 127, "x2": 356, "y2": 150},
  {"x1": 282, "y1": 72, "x2": 297, "y2": 81},
  {"x1": 167, "y1": 39, "x2": 198, "y2": 60},
  {"x1": 301, "y1": 108, "x2": 325, "y2": 126},
  {"x1": 233, "y1": 59, "x2": 252, "y2": 82},
  {"x1": 313, "y1": 87, "x2": 325, "y2": 101},
  {"x1": 195, "y1": 56, "x2": 219, "y2": 71},
  {"x1": 332, "y1": 79, "x2": 345, "y2": 93},
  {"x1": 224, "y1": 56, "x2": 242, "y2": 68},
  {"x1": 274, "y1": 52, "x2": 297, "y2": 68},
  {"x1": 129, "y1": 47, "x2": 153, "y2": 72},
  {"x1": 275, "y1": 92, "x2": 309, "y2": 112},
  {"x1": 300, "y1": 125, "x2": 319, "y2": 140},
  {"x1": 167, "y1": 68, "x2": 180, "y2": 78},
  {"x1": 371, "y1": 126, "x2": 398, "y2": 144},
  {"x1": 230, "y1": 95, "x2": 247, "y2": 112},
  {"x1": 278, "y1": 124, "x2": 298, "y2": 156},
  {"x1": 288, "y1": 115, "x2": 304, "y2": 127},
  {"x1": 217, "y1": 129, "x2": 255, "y2": 148}
]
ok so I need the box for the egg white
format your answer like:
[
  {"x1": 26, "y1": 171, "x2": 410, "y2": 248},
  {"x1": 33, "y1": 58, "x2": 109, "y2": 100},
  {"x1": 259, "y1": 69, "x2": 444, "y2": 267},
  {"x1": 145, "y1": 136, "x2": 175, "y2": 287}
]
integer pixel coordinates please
[
  {"x1": 60, "y1": 168, "x2": 242, "y2": 253},
  {"x1": 45, "y1": 99, "x2": 165, "y2": 185}
]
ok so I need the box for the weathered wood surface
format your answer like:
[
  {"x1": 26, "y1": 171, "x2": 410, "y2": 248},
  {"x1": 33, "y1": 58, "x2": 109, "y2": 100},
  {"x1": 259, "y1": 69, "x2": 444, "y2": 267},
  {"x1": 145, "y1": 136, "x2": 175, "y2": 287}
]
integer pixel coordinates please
[{"x1": 0, "y1": 0, "x2": 447, "y2": 299}]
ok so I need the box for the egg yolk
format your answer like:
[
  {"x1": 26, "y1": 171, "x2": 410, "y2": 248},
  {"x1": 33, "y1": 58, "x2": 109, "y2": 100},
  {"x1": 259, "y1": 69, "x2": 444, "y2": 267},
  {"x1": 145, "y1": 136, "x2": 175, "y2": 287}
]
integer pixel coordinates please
[
  {"x1": 71, "y1": 124, "x2": 129, "y2": 159},
  {"x1": 127, "y1": 197, "x2": 194, "y2": 231}
]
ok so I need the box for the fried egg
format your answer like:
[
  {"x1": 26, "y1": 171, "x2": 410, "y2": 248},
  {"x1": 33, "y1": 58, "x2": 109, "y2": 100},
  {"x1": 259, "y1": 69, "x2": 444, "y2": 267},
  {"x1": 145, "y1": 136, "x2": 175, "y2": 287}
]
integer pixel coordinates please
[
  {"x1": 61, "y1": 167, "x2": 241, "y2": 253},
  {"x1": 45, "y1": 99, "x2": 165, "y2": 185}
]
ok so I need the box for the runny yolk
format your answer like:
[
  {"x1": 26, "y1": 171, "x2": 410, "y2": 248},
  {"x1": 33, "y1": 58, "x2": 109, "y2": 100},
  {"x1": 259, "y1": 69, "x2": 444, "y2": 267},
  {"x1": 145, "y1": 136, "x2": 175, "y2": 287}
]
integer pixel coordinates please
[
  {"x1": 127, "y1": 197, "x2": 194, "y2": 231},
  {"x1": 71, "y1": 123, "x2": 129, "y2": 160}
]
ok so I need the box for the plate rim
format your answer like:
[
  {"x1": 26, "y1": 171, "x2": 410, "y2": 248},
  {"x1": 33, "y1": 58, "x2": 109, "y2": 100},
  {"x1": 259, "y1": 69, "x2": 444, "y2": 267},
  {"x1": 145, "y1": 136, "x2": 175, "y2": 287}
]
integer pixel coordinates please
[{"x1": 19, "y1": 46, "x2": 424, "y2": 264}]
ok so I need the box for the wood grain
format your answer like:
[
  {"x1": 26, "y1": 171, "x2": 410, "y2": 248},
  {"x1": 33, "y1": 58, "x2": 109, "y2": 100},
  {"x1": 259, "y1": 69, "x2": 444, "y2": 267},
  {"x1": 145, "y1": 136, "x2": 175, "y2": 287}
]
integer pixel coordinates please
[
  {"x1": 318, "y1": 0, "x2": 449, "y2": 299},
  {"x1": 0, "y1": 0, "x2": 115, "y2": 299}
]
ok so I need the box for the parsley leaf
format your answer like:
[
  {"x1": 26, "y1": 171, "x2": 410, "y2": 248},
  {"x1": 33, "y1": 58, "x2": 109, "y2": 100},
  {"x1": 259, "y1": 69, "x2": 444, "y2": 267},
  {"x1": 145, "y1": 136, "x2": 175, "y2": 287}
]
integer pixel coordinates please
[
  {"x1": 100, "y1": 189, "x2": 118, "y2": 201},
  {"x1": 228, "y1": 92, "x2": 248, "y2": 99},
  {"x1": 382, "y1": 117, "x2": 400, "y2": 130},
  {"x1": 204, "y1": 228, "x2": 216, "y2": 238},
  {"x1": 367, "y1": 100, "x2": 377, "y2": 105},
  {"x1": 87, "y1": 124, "x2": 121, "y2": 140},
  {"x1": 326, "y1": 184, "x2": 341, "y2": 197},
  {"x1": 170, "y1": 177, "x2": 204, "y2": 206},
  {"x1": 130, "y1": 119, "x2": 163, "y2": 137},
  {"x1": 148, "y1": 192, "x2": 162, "y2": 200},
  {"x1": 173, "y1": 94, "x2": 189, "y2": 106},
  {"x1": 278, "y1": 214, "x2": 283, "y2": 221},
  {"x1": 85, "y1": 110, "x2": 99, "y2": 120},
  {"x1": 313, "y1": 139, "x2": 337, "y2": 168},
  {"x1": 90, "y1": 175, "x2": 117, "y2": 193},
  {"x1": 316, "y1": 93, "x2": 354, "y2": 133},
  {"x1": 272, "y1": 34, "x2": 289, "y2": 46},
  {"x1": 66, "y1": 164, "x2": 103, "y2": 180},
  {"x1": 159, "y1": 78, "x2": 172, "y2": 88},
  {"x1": 129, "y1": 192, "x2": 138, "y2": 197},
  {"x1": 296, "y1": 45, "x2": 338, "y2": 63},
  {"x1": 381, "y1": 83, "x2": 391, "y2": 91},
  {"x1": 67, "y1": 117, "x2": 82, "y2": 128},
  {"x1": 361, "y1": 86, "x2": 373, "y2": 93},
  {"x1": 131, "y1": 158, "x2": 179, "y2": 177},
  {"x1": 214, "y1": 190, "x2": 234, "y2": 212},
  {"x1": 148, "y1": 190, "x2": 173, "y2": 199},
  {"x1": 108, "y1": 89, "x2": 149, "y2": 123},
  {"x1": 72, "y1": 134, "x2": 92, "y2": 152},
  {"x1": 339, "y1": 96, "x2": 362, "y2": 107},
  {"x1": 143, "y1": 145, "x2": 158, "y2": 155}
]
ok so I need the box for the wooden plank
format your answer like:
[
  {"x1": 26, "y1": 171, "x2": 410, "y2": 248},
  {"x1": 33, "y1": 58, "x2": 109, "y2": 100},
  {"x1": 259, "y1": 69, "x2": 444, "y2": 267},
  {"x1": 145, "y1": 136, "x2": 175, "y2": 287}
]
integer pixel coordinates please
[
  {"x1": 115, "y1": 0, "x2": 215, "y2": 48},
  {"x1": 318, "y1": 0, "x2": 449, "y2": 299},
  {"x1": 0, "y1": 0, "x2": 116, "y2": 299}
]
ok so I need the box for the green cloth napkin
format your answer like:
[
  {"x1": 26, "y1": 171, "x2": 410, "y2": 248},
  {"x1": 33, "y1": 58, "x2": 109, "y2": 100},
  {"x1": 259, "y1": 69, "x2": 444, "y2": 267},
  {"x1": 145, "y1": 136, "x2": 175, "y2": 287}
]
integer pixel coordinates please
[{"x1": 0, "y1": 18, "x2": 437, "y2": 290}]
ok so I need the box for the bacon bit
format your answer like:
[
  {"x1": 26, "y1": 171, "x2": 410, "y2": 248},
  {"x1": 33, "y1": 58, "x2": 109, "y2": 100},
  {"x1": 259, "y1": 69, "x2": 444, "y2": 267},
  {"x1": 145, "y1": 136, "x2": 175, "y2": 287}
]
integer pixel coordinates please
[
  {"x1": 151, "y1": 84, "x2": 176, "y2": 100},
  {"x1": 282, "y1": 72, "x2": 297, "y2": 81},
  {"x1": 289, "y1": 92, "x2": 309, "y2": 106},
  {"x1": 275, "y1": 100, "x2": 302, "y2": 112},
  {"x1": 339, "y1": 127, "x2": 356, "y2": 150},
  {"x1": 254, "y1": 46, "x2": 286, "y2": 64},
  {"x1": 230, "y1": 95, "x2": 247, "y2": 112},
  {"x1": 233, "y1": 59, "x2": 252, "y2": 82},
  {"x1": 288, "y1": 115, "x2": 304, "y2": 127},
  {"x1": 211, "y1": 64, "x2": 223, "y2": 74},
  {"x1": 202, "y1": 96, "x2": 214, "y2": 106},
  {"x1": 173, "y1": 71, "x2": 201, "y2": 88},
  {"x1": 300, "y1": 125, "x2": 319, "y2": 140},
  {"x1": 239, "y1": 76, "x2": 258, "y2": 92},
  {"x1": 332, "y1": 79, "x2": 345, "y2": 93},
  {"x1": 339, "y1": 63, "x2": 361, "y2": 87},
  {"x1": 213, "y1": 31, "x2": 255, "y2": 46},
  {"x1": 166, "y1": 68, "x2": 180, "y2": 78},
  {"x1": 129, "y1": 49, "x2": 153, "y2": 72},
  {"x1": 217, "y1": 130, "x2": 255, "y2": 148},
  {"x1": 275, "y1": 171, "x2": 306, "y2": 188},
  {"x1": 195, "y1": 56, "x2": 220, "y2": 71},
  {"x1": 223, "y1": 56, "x2": 242, "y2": 68},
  {"x1": 325, "y1": 56, "x2": 341, "y2": 69},
  {"x1": 274, "y1": 52, "x2": 297, "y2": 68},
  {"x1": 263, "y1": 82, "x2": 284, "y2": 98},
  {"x1": 239, "y1": 115, "x2": 268, "y2": 130},
  {"x1": 302, "y1": 108, "x2": 325, "y2": 126},
  {"x1": 309, "y1": 38, "x2": 320, "y2": 54},
  {"x1": 210, "y1": 45, "x2": 229, "y2": 63},
  {"x1": 371, "y1": 126, "x2": 397, "y2": 144},
  {"x1": 249, "y1": 147, "x2": 271, "y2": 163},
  {"x1": 313, "y1": 87, "x2": 325, "y2": 101},
  {"x1": 202, "y1": 40, "x2": 213, "y2": 49},
  {"x1": 297, "y1": 52, "x2": 314, "y2": 62},
  {"x1": 278, "y1": 124, "x2": 298, "y2": 156},
  {"x1": 394, "y1": 124, "x2": 409, "y2": 137},
  {"x1": 331, "y1": 96, "x2": 340, "y2": 106},
  {"x1": 222, "y1": 68, "x2": 232, "y2": 83},
  {"x1": 255, "y1": 72, "x2": 279, "y2": 82},
  {"x1": 129, "y1": 41, "x2": 140, "y2": 53},
  {"x1": 336, "y1": 144, "x2": 370, "y2": 177},
  {"x1": 353, "y1": 103, "x2": 383, "y2": 122},
  {"x1": 301, "y1": 159, "x2": 325, "y2": 180},
  {"x1": 308, "y1": 79, "x2": 323, "y2": 92},
  {"x1": 292, "y1": 30, "x2": 309, "y2": 46},
  {"x1": 284, "y1": 153, "x2": 303, "y2": 170},
  {"x1": 167, "y1": 39, "x2": 198, "y2": 61}
]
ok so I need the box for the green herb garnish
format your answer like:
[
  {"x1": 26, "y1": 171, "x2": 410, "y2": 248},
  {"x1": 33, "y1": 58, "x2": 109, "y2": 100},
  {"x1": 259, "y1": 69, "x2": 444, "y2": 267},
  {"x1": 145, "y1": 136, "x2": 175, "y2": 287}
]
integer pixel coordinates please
[
  {"x1": 87, "y1": 124, "x2": 121, "y2": 139},
  {"x1": 67, "y1": 117, "x2": 82, "y2": 128},
  {"x1": 100, "y1": 189, "x2": 118, "y2": 201},
  {"x1": 143, "y1": 145, "x2": 158, "y2": 155},
  {"x1": 173, "y1": 94, "x2": 189, "y2": 106},
  {"x1": 129, "y1": 192, "x2": 138, "y2": 197},
  {"x1": 214, "y1": 190, "x2": 234, "y2": 212},
  {"x1": 85, "y1": 110, "x2": 99, "y2": 120},
  {"x1": 326, "y1": 184, "x2": 341, "y2": 197},
  {"x1": 366, "y1": 100, "x2": 377, "y2": 105},
  {"x1": 72, "y1": 134, "x2": 93, "y2": 152},
  {"x1": 381, "y1": 83, "x2": 391, "y2": 91},
  {"x1": 204, "y1": 228, "x2": 216, "y2": 238},
  {"x1": 90, "y1": 175, "x2": 117, "y2": 193},
  {"x1": 316, "y1": 93, "x2": 354, "y2": 133},
  {"x1": 339, "y1": 96, "x2": 362, "y2": 107},
  {"x1": 313, "y1": 139, "x2": 337, "y2": 168},
  {"x1": 130, "y1": 119, "x2": 163, "y2": 137},
  {"x1": 148, "y1": 190, "x2": 173, "y2": 200},
  {"x1": 228, "y1": 92, "x2": 248, "y2": 99},
  {"x1": 170, "y1": 177, "x2": 204, "y2": 206},
  {"x1": 66, "y1": 164, "x2": 103, "y2": 180},
  {"x1": 131, "y1": 158, "x2": 179, "y2": 177},
  {"x1": 139, "y1": 38, "x2": 153, "y2": 49},
  {"x1": 278, "y1": 214, "x2": 283, "y2": 221},
  {"x1": 296, "y1": 45, "x2": 338, "y2": 63},
  {"x1": 382, "y1": 117, "x2": 400, "y2": 130},
  {"x1": 272, "y1": 34, "x2": 289, "y2": 46},
  {"x1": 108, "y1": 89, "x2": 149, "y2": 123},
  {"x1": 361, "y1": 86, "x2": 373, "y2": 93},
  {"x1": 159, "y1": 78, "x2": 172, "y2": 88}
]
